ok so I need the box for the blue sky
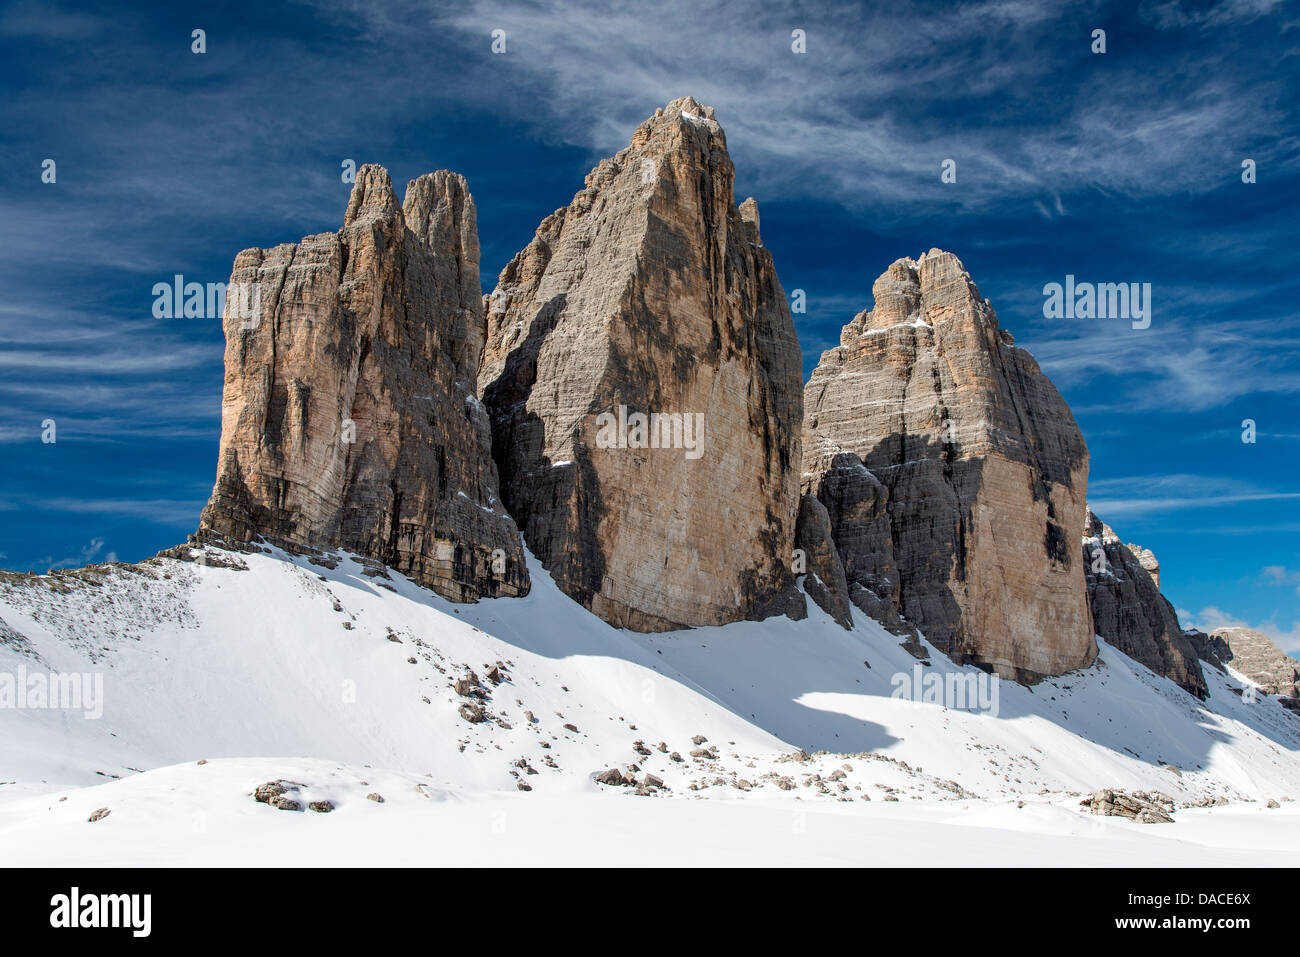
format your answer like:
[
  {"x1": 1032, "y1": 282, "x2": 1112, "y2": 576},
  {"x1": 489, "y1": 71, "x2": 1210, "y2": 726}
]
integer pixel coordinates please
[{"x1": 2, "y1": 0, "x2": 1297, "y2": 653}]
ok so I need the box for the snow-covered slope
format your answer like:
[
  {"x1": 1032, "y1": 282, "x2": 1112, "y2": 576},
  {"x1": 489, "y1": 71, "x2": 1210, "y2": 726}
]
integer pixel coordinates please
[{"x1": 1, "y1": 543, "x2": 1297, "y2": 865}]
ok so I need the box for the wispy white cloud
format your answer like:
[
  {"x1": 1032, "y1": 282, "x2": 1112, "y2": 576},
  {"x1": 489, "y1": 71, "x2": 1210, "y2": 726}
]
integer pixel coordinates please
[
  {"x1": 1028, "y1": 308, "x2": 1300, "y2": 412},
  {"x1": 0, "y1": 0, "x2": 106, "y2": 40},
  {"x1": 1088, "y1": 473, "x2": 1300, "y2": 517},
  {"x1": 1139, "y1": 0, "x2": 1285, "y2": 31},
  {"x1": 1262, "y1": 566, "x2": 1300, "y2": 598},
  {"x1": 34, "y1": 536, "x2": 107, "y2": 572},
  {"x1": 412, "y1": 0, "x2": 1297, "y2": 214},
  {"x1": 10, "y1": 496, "x2": 205, "y2": 527}
]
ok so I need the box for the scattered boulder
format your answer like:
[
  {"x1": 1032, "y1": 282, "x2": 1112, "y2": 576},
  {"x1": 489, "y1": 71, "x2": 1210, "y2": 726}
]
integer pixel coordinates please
[
  {"x1": 1081, "y1": 789, "x2": 1175, "y2": 824},
  {"x1": 458, "y1": 702, "x2": 486, "y2": 724},
  {"x1": 253, "y1": 779, "x2": 310, "y2": 811},
  {"x1": 454, "y1": 672, "x2": 486, "y2": 698}
]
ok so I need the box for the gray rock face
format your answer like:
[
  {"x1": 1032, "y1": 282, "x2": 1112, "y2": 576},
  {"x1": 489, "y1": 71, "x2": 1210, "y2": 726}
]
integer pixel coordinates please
[
  {"x1": 793, "y1": 495, "x2": 852, "y2": 629},
  {"x1": 1183, "y1": 628, "x2": 1233, "y2": 673},
  {"x1": 479, "y1": 97, "x2": 805, "y2": 631},
  {"x1": 803, "y1": 452, "x2": 921, "y2": 642},
  {"x1": 199, "y1": 165, "x2": 528, "y2": 602},
  {"x1": 1207, "y1": 626, "x2": 1300, "y2": 699},
  {"x1": 1082, "y1": 510, "x2": 1206, "y2": 698},
  {"x1": 803, "y1": 251, "x2": 1095, "y2": 682}
]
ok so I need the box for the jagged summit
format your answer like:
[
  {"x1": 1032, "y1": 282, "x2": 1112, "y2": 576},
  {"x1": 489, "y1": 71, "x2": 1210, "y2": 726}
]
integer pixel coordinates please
[
  {"x1": 802, "y1": 249, "x2": 1095, "y2": 682},
  {"x1": 478, "y1": 98, "x2": 805, "y2": 631},
  {"x1": 1206, "y1": 626, "x2": 1300, "y2": 699},
  {"x1": 342, "y1": 163, "x2": 401, "y2": 225},
  {"x1": 199, "y1": 164, "x2": 528, "y2": 603},
  {"x1": 659, "y1": 95, "x2": 717, "y2": 120},
  {"x1": 834, "y1": 249, "x2": 1007, "y2": 348}
]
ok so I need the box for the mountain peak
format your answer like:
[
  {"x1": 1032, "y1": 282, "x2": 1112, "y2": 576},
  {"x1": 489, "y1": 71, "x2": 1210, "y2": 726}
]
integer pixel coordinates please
[
  {"x1": 804, "y1": 254, "x2": 1093, "y2": 681},
  {"x1": 478, "y1": 98, "x2": 803, "y2": 631},
  {"x1": 662, "y1": 95, "x2": 716, "y2": 121},
  {"x1": 342, "y1": 163, "x2": 399, "y2": 228},
  {"x1": 199, "y1": 162, "x2": 528, "y2": 602}
]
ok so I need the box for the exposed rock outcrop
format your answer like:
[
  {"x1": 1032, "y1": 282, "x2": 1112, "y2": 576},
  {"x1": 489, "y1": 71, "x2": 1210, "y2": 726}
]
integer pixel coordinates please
[
  {"x1": 793, "y1": 495, "x2": 852, "y2": 629},
  {"x1": 1206, "y1": 626, "x2": 1300, "y2": 699},
  {"x1": 1125, "y1": 542, "x2": 1161, "y2": 589},
  {"x1": 803, "y1": 251, "x2": 1095, "y2": 682},
  {"x1": 199, "y1": 165, "x2": 528, "y2": 602},
  {"x1": 801, "y1": 452, "x2": 926, "y2": 653},
  {"x1": 1080, "y1": 788, "x2": 1175, "y2": 824},
  {"x1": 1183, "y1": 628, "x2": 1232, "y2": 673},
  {"x1": 479, "y1": 97, "x2": 805, "y2": 631},
  {"x1": 1082, "y1": 509, "x2": 1206, "y2": 698}
]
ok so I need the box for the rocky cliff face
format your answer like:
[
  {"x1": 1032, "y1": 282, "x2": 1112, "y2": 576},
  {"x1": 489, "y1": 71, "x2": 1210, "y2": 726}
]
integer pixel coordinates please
[
  {"x1": 1125, "y1": 542, "x2": 1161, "y2": 589},
  {"x1": 1205, "y1": 626, "x2": 1300, "y2": 699},
  {"x1": 1183, "y1": 629, "x2": 1232, "y2": 673},
  {"x1": 478, "y1": 97, "x2": 805, "y2": 631},
  {"x1": 1082, "y1": 510, "x2": 1206, "y2": 698},
  {"x1": 199, "y1": 165, "x2": 528, "y2": 602},
  {"x1": 793, "y1": 495, "x2": 852, "y2": 630},
  {"x1": 803, "y1": 251, "x2": 1095, "y2": 682}
]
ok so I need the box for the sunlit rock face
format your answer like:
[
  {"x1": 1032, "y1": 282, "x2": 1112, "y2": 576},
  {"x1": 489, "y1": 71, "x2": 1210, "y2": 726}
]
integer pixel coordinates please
[
  {"x1": 200, "y1": 165, "x2": 528, "y2": 602},
  {"x1": 479, "y1": 97, "x2": 805, "y2": 631},
  {"x1": 1206, "y1": 626, "x2": 1300, "y2": 699},
  {"x1": 804, "y1": 250, "x2": 1096, "y2": 682}
]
